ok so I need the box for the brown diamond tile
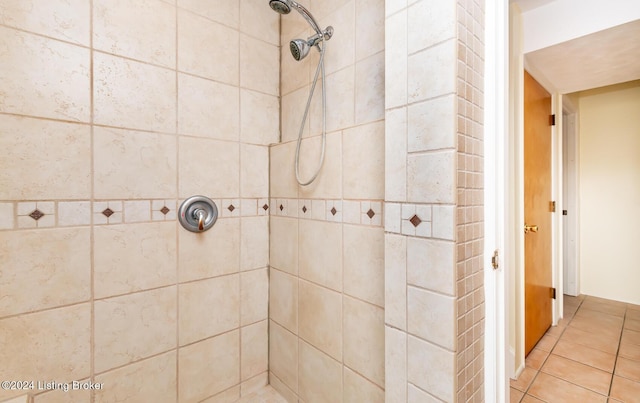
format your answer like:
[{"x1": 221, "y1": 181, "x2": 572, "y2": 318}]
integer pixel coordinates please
[
  {"x1": 29, "y1": 209, "x2": 44, "y2": 221},
  {"x1": 263, "y1": 204, "x2": 269, "y2": 211},
  {"x1": 330, "y1": 207, "x2": 337, "y2": 216},
  {"x1": 279, "y1": 204, "x2": 284, "y2": 211},
  {"x1": 302, "y1": 206, "x2": 307, "y2": 213},
  {"x1": 409, "y1": 214, "x2": 422, "y2": 227},
  {"x1": 366, "y1": 209, "x2": 375, "y2": 219},
  {"x1": 102, "y1": 208, "x2": 114, "y2": 218},
  {"x1": 228, "y1": 204, "x2": 235, "y2": 212},
  {"x1": 160, "y1": 206, "x2": 170, "y2": 215}
]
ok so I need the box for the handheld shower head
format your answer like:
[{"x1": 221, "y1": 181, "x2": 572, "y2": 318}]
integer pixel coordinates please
[
  {"x1": 269, "y1": 0, "x2": 291, "y2": 14},
  {"x1": 289, "y1": 39, "x2": 310, "y2": 61}
]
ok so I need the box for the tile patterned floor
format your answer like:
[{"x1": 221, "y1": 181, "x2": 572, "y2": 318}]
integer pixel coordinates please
[
  {"x1": 510, "y1": 295, "x2": 640, "y2": 402},
  {"x1": 236, "y1": 385, "x2": 288, "y2": 403}
]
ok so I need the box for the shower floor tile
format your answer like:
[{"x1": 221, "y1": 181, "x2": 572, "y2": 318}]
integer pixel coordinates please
[{"x1": 236, "y1": 385, "x2": 288, "y2": 403}]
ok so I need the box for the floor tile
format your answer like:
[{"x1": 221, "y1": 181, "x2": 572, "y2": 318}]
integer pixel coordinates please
[
  {"x1": 510, "y1": 387, "x2": 524, "y2": 403},
  {"x1": 615, "y1": 357, "x2": 640, "y2": 383},
  {"x1": 579, "y1": 301, "x2": 625, "y2": 317},
  {"x1": 521, "y1": 395, "x2": 545, "y2": 402},
  {"x1": 619, "y1": 342, "x2": 640, "y2": 362},
  {"x1": 526, "y1": 348, "x2": 550, "y2": 370},
  {"x1": 541, "y1": 354, "x2": 612, "y2": 395},
  {"x1": 624, "y1": 319, "x2": 640, "y2": 332},
  {"x1": 610, "y1": 375, "x2": 640, "y2": 402},
  {"x1": 561, "y1": 326, "x2": 620, "y2": 355},
  {"x1": 545, "y1": 325, "x2": 565, "y2": 338},
  {"x1": 510, "y1": 367, "x2": 538, "y2": 392},
  {"x1": 536, "y1": 333, "x2": 559, "y2": 352},
  {"x1": 552, "y1": 339, "x2": 616, "y2": 373},
  {"x1": 528, "y1": 372, "x2": 608, "y2": 403},
  {"x1": 627, "y1": 309, "x2": 640, "y2": 321},
  {"x1": 621, "y1": 329, "x2": 640, "y2": 347}
]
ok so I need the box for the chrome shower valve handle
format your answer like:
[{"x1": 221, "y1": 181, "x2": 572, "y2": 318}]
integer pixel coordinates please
[{"x1": 178, "y1": 196, "x2": 218, "y2": 233}]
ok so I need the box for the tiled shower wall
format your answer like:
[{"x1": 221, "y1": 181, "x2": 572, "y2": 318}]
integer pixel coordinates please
[
  {"x1": 0, "y1": 1, "x2": 278, "y2": 402},
  {"x1": 384, "y1": 0, "x2": 485, "y2": 402},
  {"x1": 268, "y1": 0, "x2": 386, "y2": 401}
]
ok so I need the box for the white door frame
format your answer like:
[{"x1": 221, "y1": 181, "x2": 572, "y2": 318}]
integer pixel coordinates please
[{"x1": 562, "y1": 98, "x2": 580, "y2": 297}]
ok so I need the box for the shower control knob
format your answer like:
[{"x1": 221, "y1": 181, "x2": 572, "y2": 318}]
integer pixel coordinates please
[{"x1": 178, "y1": 196, "x2": 218, "y2": 233}]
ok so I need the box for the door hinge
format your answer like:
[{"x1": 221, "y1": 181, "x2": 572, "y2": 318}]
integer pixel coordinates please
[
  {"x1": 550, "y1": 201, "x2": 556, "y2": 212},
  {"x1": 491, "y1": 250, "x2": 499, "y2": 270},
  {"x1": 550, "y1": 114, "x2": 556, "y2": 126},
  {"x1": 563, "y1": 210, "x2": 568, "y2": 216},
  {"x1": 551, "y1": 287, "x2": 557, "y2": 299}
]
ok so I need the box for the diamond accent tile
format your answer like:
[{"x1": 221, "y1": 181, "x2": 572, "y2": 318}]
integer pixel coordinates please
[
  {"x1": 279, "y1": 204, "x2": 284, "y2": 211},
  {"x1": 331, "y1": 207, "x2": 337, "y2": 216},
  {"x1": 263, "y1": 204, "x2": 269, "y2": 211},
  {"x1": 29, "y1": 209, "x2": 44, "y2": 221},
  {"x1": 228, "y1": 204, "x2": 235, "y2": 212},
  {"x1": 302, "y1": 206, "x2": 307, "y2": 213},
  {"x1": 160, "y1": 206, "x2": 170, "y2": 215},
  {"x1": 409, "y1": 214, "x2": 422, "y2": 227},
  {"x1": 102, "y1": 208, "x2": 114, "y2": 218},
  {"x1": 367, "y1": 209, "x2": 375, "y2": 219}
]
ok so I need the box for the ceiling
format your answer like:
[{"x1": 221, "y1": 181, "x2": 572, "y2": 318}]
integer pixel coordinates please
[{"x1": 512, "y1": 1, "x2": 640, "y2": 94}]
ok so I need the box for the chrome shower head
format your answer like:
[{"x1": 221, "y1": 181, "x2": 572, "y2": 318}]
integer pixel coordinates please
[
  {"x1": 269, "y1": 0, "x2": 291, "y2": 14},
  {"x1": 290, "y1": 39, "x2": 310, "y2": 61}
]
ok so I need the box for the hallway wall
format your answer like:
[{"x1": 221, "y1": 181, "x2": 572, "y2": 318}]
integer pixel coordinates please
[
  {"x1": 0, "y1": 1, "x2": 278, "y2": 401},
  {"x1": 578, "y1": 80, "x2": 640, "y2": 305}
]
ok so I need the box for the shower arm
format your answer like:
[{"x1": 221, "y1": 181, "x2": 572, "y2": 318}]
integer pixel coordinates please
[{"x1": 290, "y1": 1, "x2": 331, "y2": 40}]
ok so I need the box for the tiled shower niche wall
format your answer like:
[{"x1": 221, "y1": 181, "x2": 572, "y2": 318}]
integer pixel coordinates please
[
  {"x1": 268, "y1": 0, "x2": 387, "y2": 401},
  {"x1": 0, "y1": 1, "x2": 279, "y2": 402}
]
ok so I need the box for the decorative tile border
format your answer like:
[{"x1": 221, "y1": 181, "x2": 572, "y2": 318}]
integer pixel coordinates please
[
  {"x1": 0, "y1": 198, "x2": 272, "y2": 231},
  {"x1": 270, "y1": 198, "x2": 383, "y2": 227},
  {"x1": 385, "y1": 202, "x2": 455, "y2": 240}
]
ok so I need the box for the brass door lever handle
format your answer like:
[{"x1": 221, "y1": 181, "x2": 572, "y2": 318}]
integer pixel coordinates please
[{"x1": 524, "y1": 224, "x2": 539, "y2": 234}]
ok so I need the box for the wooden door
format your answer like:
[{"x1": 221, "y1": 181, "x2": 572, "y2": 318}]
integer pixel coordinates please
[{"x1": 524, "y1": 70, "x2": 553, "y2": 356}]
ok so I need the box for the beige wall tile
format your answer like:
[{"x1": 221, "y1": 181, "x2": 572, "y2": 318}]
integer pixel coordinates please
[
  {"x1": 95, "y1": 287, "x2": 177, "y2": 373},
  {"x1": 0, "y1": 228, "x2": 90, "y2": 316},
  {"x1": 241, "y1": 321, "x2": 268, "y2": 381},
  {"x1": 299, "y1": 220, "x2": 342, "y2": 291},
  {"x1": 178, "y1": 10, "x2": 239, "y2": 85},
  {"x1": 94, "y1": 127, "x2": 177, "y2": 199},
  {"x1": 240, "y1": 0, "x2": 280, "y2": 45},
  {"x1": 310, "y1": 67, "x2": 355, "y2": 134},
  {"x1": 343, "y1": 121, "x2": 385, "y2": 199},
  {"x1": 385, "y1": 233, "x2": 407, "y2": 330},
  {"x1": 0, "y1": 304, "x2": 91, "y2": 402},
  {"x1": 95, "y1": 352, "x2": 176, "y2": 403},
  {"x1": 432, "y1": 205, "x2": 455, "y2": 240},
  {"x1": 178, "y1": 73, "x2": 239, "y2": 141},
  {"x1": 407, "y1": 0, "x2": 456, "y2": 53},
  {"x1": 241, "y1": 145, "x2": 269, "y2": 198},
  {"x1": 0, "y1": 26, "x2": 90, "y2": 121},
  {"x1": 270, "y1": 142, "x2": 298, "y2": 198},
  {"x1": 240, "y1": 373, "x2": 268, "y2": 397},
  {"x1": 355, "y1": 0, "x2": 384, "y2": 60},
  {"x1": 124, "y1": 200, "x2": 151, "y2": 223},
  {"x1": 407, "y1": 335, "x2": 455, "y2": 402},
  {"x1": 343, "y1": 225, "x2": 384, "y2": 306},
  {"x1": 0, "y1": 118, "x2": 90, "y2": 200},
  {"x1": 240, "y1": 89, "x2": 279, "y2": 145},
  {"x1": 355, "y1": 53, "x2": 385, "y2": 125},
  {"x1": 93, "y1": 0, "x2": 176, "y2": 67},
  {"x1": 408, "y1": 286, "x2": 455, "y2": 349},
  {"x1": 202, "y1": 386, "x2": 240, "y2": 403},
  {"x1": 385, "y1": 10, "x2": 407, "y2": 109},
  {"x1": 344, "y1": 367, "x2": 384, "y2": 403},
  {"x1": 408, "y1": 95, "x2": 456, "y2": 152},
  {"x1": 94, "y1": 52, "x2": 176, "y2": 132},
  {"x1": 298, "y1": 341, "x2": 343, "y2": 403},
  {"x1": 241, "y1": 216, "x2": 269, "y2": 271},
  {"x1": 240, "y1": 35, "x2": 279, "y2": 96},
  {"x1": 177, "y1": 0, "x2": 239, "y2": 28},
  {"x1": 0, "y1": 0, "x2": 89, "y2": 46},
  {"x1": 178, "y1": 137, "x2": 239, "y2": 198},
  {"x1": 281, "y1": 85, "x2": 311, "y2": 142},
  {"x1": 269, "y1": 269, "x2": 298, "y2": 333},
  {"x1": 344, "y1": 297, "x2": 385, "y2": 386},
  {"x1": 385, "y1": 108, "x2": 408, "y2": 202},
  {"x1": 33, "y1": 386, "x2": 90, "y2": 403},
  {"x1": 408, "y1": 384, "x2": 441, "y2": 403},
  {"x1": 298, "y1": 132, "x2": 343, "y2": 199},
  {"x1": 241, "y1": 268, "x2": 269, "y2": 326},
  {"x1": 94, "y1": 223, "x2": 176, "y2": 299},
  {"x1": 320, "y1": 1, "x2": 355, "y2": 76},
  {"x1": 179, "y1": 218, "x2": 240, "y2": 281},
  {"x1": 179, "y1": 275, "x2": 239, "y2": 345},
  {"x1": 407, "y1": 39, "x2": 456, "y2": 103},
  {"x1": 407, "y1": 151, "x2": 456, "y2": 204},
  {"x1": 407, "y1": 237, "x2": 456, "y2": 296},
  {"x1": 385, "y1": 326, "x2": 408, "y2": 403},
  {"x1": 299, "y1": 280, "x2": 342, "y2": 360},
  {"x1": 0, "y1": 203, "x2": 14, "y2": 229},
  {"x1": 269, "y1": 321, "x2": 298, "y2": 393},
  {"x1": 269, "y1": 216, "x2": 298, "y2": 275},
  {"x1": 269, "y1": 371, "x2": 298, "y2": 403},
  {"x1": 179, "y1": 330, "x2": 240, "y2": 402}
]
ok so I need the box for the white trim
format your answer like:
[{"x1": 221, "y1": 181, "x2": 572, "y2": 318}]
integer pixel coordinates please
[
  {"x1": 562, "y1": 106, "x2": 580, "y2": 296},
  {"x1": 552, "y1": 95, "x2": 564, "y2": 325}
]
